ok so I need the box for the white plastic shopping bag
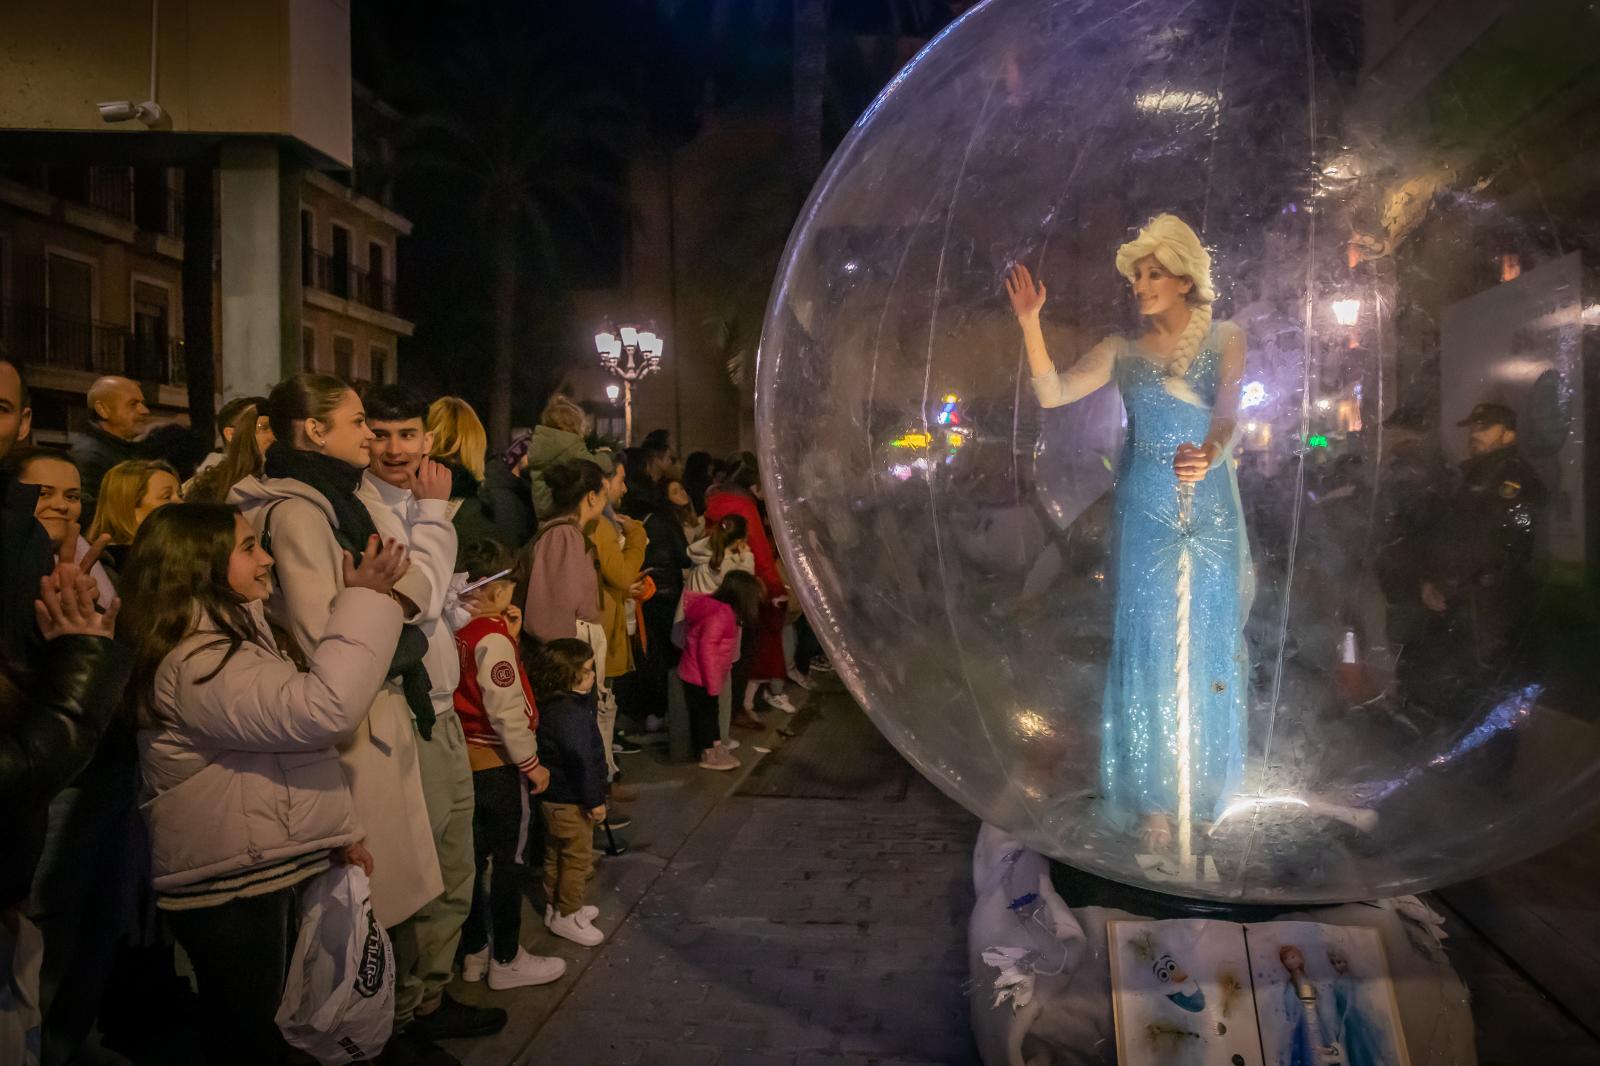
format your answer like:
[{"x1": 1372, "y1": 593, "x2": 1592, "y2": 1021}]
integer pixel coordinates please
[
  {"x1": 275, "y1": 864, "x2": 395, "y2": 1063},
  {"x1": 1, "y1": 909, "x2": 44, "y2": 1066}
]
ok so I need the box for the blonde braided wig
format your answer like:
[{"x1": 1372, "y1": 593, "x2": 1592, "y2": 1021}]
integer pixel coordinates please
[{"x1": 1115, "y1": 214, "x2": 1215, "y2": 379}]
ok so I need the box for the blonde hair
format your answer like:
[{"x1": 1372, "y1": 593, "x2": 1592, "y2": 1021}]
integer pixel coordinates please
[
  {"x1": 540, "y1": 394, "x2": 587, "y2": 436},
  {"x1": 1115, "y1": 214, "x2": 1215, "y2": 379},
  {"x1": 89, "y1": 459, "x2": 179, "y2": 545},
  {"x1": 426, "y1": 396, "x2": 487, "y2": 481}
]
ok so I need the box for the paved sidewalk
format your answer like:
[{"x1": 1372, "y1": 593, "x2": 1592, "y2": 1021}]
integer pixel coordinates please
[{"x1": 446, "y1": 687, "x2": 980, "y2": 1065}]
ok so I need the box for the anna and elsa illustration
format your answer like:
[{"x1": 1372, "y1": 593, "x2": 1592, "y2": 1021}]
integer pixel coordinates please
[
  {"x1": 1276, "y1": 944, "x2": 1397, "y2": 1066},
  {"x1": 1005, "y1": 214, "x2": 1252, "y2": 859}
]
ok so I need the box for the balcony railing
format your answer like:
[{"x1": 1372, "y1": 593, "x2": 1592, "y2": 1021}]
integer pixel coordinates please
[
  {"x1": 1, "y1": 303, "x2": 185, "y2": 386},
  {"x1": 305, "y1": 250, "x2": 396, "y2": 315}
]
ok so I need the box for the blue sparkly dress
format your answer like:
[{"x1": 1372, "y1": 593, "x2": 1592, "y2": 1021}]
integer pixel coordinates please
[{"x1": 1100, "y1": 322, "x2": 1251, "y2": 824}]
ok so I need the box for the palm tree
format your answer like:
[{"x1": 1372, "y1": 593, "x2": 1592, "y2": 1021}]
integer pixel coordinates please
[
  {"x1": 402, "y1": 14, "x2": 627, "y2": 445},
  {"x1": 791, "y1": 0, "x2": 829, "y2": 201}
]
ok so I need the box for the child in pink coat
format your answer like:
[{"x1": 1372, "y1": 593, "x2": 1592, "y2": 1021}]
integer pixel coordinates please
[{"x1": 676, "y1": 570, "x2": 763, "y2": 770}]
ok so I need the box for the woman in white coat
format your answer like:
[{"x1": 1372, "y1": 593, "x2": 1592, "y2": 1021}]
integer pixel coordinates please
[
  {"x1": 230, "y1": 373, "x2": 445, "y2": 931},
  {"x1": 120, "y1": 502, "x2": 408, "y2": 1066}
]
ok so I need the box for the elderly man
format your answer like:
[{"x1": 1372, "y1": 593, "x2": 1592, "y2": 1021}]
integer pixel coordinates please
[{"x1": 68, "y1": 376, "x2": 149, "y2": 526}]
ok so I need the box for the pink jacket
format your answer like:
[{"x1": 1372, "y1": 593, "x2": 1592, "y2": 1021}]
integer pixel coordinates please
[{"x1": 676, "y1": 592, "x2": 739, "y2": 696}]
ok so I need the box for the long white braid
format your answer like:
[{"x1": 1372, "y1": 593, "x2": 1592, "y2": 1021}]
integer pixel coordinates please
[{"x1": 1165, "y1": 302, "x2": 1213, "y2": 380}]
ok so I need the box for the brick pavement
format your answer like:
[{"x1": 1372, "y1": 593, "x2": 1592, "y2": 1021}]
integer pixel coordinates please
[{"x1": 446, "y1": 689, "x2": 982, "y2": 1065}]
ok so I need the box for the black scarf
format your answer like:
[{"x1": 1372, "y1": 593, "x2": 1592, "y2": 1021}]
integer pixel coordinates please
[
  {"x1": 263, "y1": 443, "x2": 436, "y2": 739},
  {"x1": 264, "y1": 444, "x2": 380, "y2": 560}
]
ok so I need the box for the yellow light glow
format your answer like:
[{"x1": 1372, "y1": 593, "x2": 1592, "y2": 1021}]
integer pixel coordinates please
[
  {"x1": 1014, "y1": 710, "x2": 1051, "y2": 738},
  {"x1": 891, "y1": 431, "x2": 933, "y2": 449}
]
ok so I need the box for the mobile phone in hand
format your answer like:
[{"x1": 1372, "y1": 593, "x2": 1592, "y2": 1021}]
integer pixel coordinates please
[{"x1": 460, "y1": 567, "x2": 513, "y2": 596}]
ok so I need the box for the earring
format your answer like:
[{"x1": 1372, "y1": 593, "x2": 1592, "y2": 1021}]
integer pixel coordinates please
[{"x1": 316, "y1": 438, "x2": 326, "y2": 450}]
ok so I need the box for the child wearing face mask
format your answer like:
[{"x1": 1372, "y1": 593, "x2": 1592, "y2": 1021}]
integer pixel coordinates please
[
  {"x1": 118, "y1": 503, "x2": 409, "y2": 1066},
  {"x1": 451, "y1": 540, "x2": 567, "y2": 991}
]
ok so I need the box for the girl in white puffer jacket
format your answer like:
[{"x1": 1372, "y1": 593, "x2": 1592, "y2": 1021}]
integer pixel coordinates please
[
  {"x1": 678, "y1": 513, "x2": 755, "y2": 605},
  {"x1": 120, "y1": 502, "x2": 409, "y2": 1066}
]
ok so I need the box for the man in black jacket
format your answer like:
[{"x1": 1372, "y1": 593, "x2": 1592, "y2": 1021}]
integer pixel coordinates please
[
  {"x1": 67, "y1": 375, "x2": 149, "y2": 527},
  {"x1": 620, "y1": 448, "x2": 690, "y2": 751},
  {"x1": 1, "y1": 562, "x2": 129, "y2": 1066},
  {"x1": 1, "y1": 571, "x2": 129, "y2": 911}
]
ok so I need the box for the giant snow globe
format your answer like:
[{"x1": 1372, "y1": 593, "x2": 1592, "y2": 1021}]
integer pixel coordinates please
[{"x1": 756, "y1": 0, "x2": 1600, "y2": 903}]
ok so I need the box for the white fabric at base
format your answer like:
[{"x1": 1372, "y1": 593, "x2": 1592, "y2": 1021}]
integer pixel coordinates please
[{"x1": 967, "y1": 824, "x2": 1477, "y2": 1066}]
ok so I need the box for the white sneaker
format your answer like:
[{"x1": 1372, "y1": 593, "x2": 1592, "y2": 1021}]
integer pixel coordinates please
[
  {"x1": 544, "y1": 903, "x2": 599, "y2": 926},
  {"x1": 765, "y1": 692, "x2": 799, "y2": 714},
  {"x1": 723, "y1": 737, "x2": 741, "y2": 751},
  {"x1": 487, "y1": 948, "x2": 566, "y2": 990},
  {"x1": 460, "y1": 946, "x2": 489, "y2": 983},
  {"x1": 548, "y1": 910, "x2": 605, "y2": 947},
  {"x1": 786, "y1": 668, "x2": 815, "y2": 690}
]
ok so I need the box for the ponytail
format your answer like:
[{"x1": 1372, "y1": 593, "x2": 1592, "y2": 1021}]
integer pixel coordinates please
[{"x1": 707, "y1": 513, "x2": 748, "y2": 570}]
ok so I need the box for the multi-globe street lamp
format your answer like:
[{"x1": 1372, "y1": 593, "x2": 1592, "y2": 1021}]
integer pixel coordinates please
[{"x1": 593, "y1": 323, "x2": 664, "y2": 445}]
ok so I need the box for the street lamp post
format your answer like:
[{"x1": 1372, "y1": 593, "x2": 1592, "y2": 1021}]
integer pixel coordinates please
[{"x1": 594, "y1": 322, "x2": 664, "y2": 446}]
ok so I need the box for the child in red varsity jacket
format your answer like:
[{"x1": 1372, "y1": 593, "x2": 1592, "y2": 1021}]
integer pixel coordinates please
[{"x1": 452, "y1": 541, "x2": 566, "y2": 991}]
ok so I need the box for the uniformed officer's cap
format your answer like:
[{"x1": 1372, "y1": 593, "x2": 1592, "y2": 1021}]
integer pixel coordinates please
[{"x1": 1456, "y1": 402, "x2": 1516, "y2": 430}]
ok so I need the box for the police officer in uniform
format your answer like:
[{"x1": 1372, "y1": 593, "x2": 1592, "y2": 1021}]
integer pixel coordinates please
[{"x1": 1411, "y1": 402, "x2": 1545, "y2": 778}]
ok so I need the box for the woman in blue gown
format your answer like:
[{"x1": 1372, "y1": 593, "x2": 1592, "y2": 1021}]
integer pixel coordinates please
[{"x1": 1005, "y1": 214, "x2": 1251, "y2": 852}]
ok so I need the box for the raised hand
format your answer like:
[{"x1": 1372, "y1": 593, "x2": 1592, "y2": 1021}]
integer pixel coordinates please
[
  {"x1": 409, "y1": 457, "x2": 452, "y2": 502},
  {"x1": 36, "y1": 565, "x2": 120, "y2": 640},
  {"x1": 59, "y1": 522, "x2": 112, "y2": 575},
  {"x1": 1004, "y1": 263, "x2": 1048, "y2": 321},
  {"x1": 342, "y1": 535, "x2": 409, "y2": 595}
]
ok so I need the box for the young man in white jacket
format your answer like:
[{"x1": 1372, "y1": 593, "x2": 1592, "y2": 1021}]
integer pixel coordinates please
[{"x1": 356, "y1": 386, "x2": 529, "y2": 1053}]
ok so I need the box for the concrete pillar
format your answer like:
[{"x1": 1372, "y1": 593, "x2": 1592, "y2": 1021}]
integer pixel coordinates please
[{"x1": 219, "y1": 141, "x2": 303, "y2": 398}]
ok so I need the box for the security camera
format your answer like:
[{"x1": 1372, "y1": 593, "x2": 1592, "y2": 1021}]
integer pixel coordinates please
[{"x1": 97, "y1": 100, "x2": 164, "y2": 127}]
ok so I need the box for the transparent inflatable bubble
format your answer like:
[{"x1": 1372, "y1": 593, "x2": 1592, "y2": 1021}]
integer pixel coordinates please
[{"x1": 757, "y1": 0, "x2": 1600, "y2": 903}]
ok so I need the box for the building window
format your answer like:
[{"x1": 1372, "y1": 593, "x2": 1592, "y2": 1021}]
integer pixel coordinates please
[
  {"x1": 131, "y1": 280, "x2": 172, "y2": 383},
  {"x1": 301, "y1": 208, "x2": 315, "y2": 287},
  {"x1": 330, "y1": 224, "x2": 352, "y2": 299},
  {"x1": 333, "y1": 334, "x2": 354, "y2": 382},
  {"x1": 369, "y1": 344, "x2": 389, "y2": 386},
  {"x1": 47, "y1": 167, "x2": 89, "y2": 205},
  {"x1": 133, "y1": 168, "x2": 180, "y2": 237},
  {"x1": 45, "y1": 252, "x2": 97, "y2": 372},
  {"x1": 366, "y1": 241, "x2": 388, "y2": 312},
  {"x1": 302, "y1": 325, "x2": 316, "y2": 371}
]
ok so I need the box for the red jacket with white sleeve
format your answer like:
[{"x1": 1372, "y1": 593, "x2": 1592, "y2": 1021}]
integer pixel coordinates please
[{"x1": 453, "y1": 615, "x2": 541, "y2": 776}]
